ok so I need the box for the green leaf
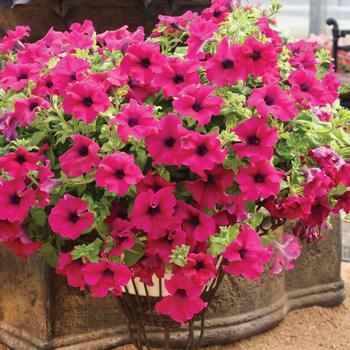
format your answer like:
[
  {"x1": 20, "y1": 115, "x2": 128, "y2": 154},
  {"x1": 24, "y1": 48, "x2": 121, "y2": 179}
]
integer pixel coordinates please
[
  {"x1": 71, "y1": 238, "x2": 104, "y2": 262},
  {"x1": 208, "y1": 224, "x2": 240, "y2": 257},
  {"x1": 39, "y1": 243, "x2": 58, "y2": 268},
  {"x1": 124, "y1": 237, "x2": 144, "y2": 267},
  {"x1": 170, "y1": 245, "x2": 190, "y2": 267},
  {"x1": 30, "y1": 207, "x2": 47, "y2": 227}
]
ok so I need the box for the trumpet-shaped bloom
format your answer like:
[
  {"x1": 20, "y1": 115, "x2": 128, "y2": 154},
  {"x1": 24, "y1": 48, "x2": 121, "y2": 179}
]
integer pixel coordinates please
[{"x1": 56, "y1": 252, "x2": 85, "y2": 290}]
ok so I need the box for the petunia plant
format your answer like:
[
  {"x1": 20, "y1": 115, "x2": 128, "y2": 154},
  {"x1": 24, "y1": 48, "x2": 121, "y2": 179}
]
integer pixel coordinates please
[{"x1": 1, "y1": 0, "x2": 350, "y2": 324}]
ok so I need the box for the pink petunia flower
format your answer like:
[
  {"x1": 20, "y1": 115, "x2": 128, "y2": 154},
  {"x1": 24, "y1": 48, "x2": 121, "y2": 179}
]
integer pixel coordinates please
[
  {"x1": 59, "y1": 135, "x2": 100, "y2": 177},
  {"x1": 0, "y1": 180, "x2": 35, "y2": 223},
  {"x1": 185, "y1": 165, "x2": 234, "y2": 210},
  {"x1": 48, "y1": 194, "x2": 94, "y2": 239},
  {"x1": 111, "y1": 99, "x2": 158, "y2": 143},
  {"x1": 146, "y1": 114, "x2": 189, "y2": 166},
  {"x1": 56, "y1": 252, "x2": 85, "y2": 290},
  {"x1": 132, "y1": 254, "x2": 166, "y2": 286},
  {"x1": 13, "y1": 97, "x2": 50, "y2": 127},
  {"x1": 0, "y1": 62, "x2": 40, "y2": 91},
  {"x1": 233, "y1": 117, "x2": 278, "y2": 160},
  {"x1": 247, "y1": 83, "x2": 298, "y2": 121},
  {"x1": 182, "y1": 131, "x2": 227, "y2": 176},
  {"x1": 176, "y1": 200, "x2": 216, "y2": 244},
  {"x1": 121, "y1": 42, "x2": 165, "y2": 83},
  {"x1": 95, "y1": 152, "x2": 143, "y2": 195},
  {"x1": 270, "y1": 234, "x2": 302, "y2": 275},
  {"x1": 154, "y1": 58, "x2": 200, "y2": 99},
  {"x1": 177, "y1": 252, "x2": 217, "y2": 285},
  {"x1": 109, "y1": 219, "x2": 135, "y2": 256},
  {"x1": 222, "y1": 225, "x2": 271, "y2": 280},
  {"x1": 136, "y1": 170, "x2": 176, "y2": 193},
  {"x1": 32, "y1": 74, "x2": 58, "y2": 97},
  {"x1": 236, "y1": 159, "x2": 283, "y2": 201},
  {"x1": 51, "y1": 55, "x2": 90, "y2": 93},
  {"x1": 300, "y1": 195, "x2": 331, "y2": 228},
  {"x1": 0, "y1": 112, "x2": 19, "y2": 141},
  {"x1": 82, "y1": 261, "x2": 132, "y2": 297},
  {"x1": 0, "y1": 220, "x2": 22, "y2": 242},
  {"x1": 0, "y1": 25, "x2": 30, "y2": 54},
  {"x1": 257, "y1": 17, "x2": 282, "y2": 49},
  {"x1": 129, "y1": 188, "x2": 177, "y2": 239},
  {"x1": 0, "y1": 147, "x2": 40, "y2": 178},
  {"x1": 204, "y1": 37, "x2": 246, "y2": 87},
  {"x1": 63, "y1": 79, "x2": 111, "y2": 124},
  {"x1": 126, "y1": 74, "x2": 160, "y2": 103},
  {"x1": 155, "y1": 274, "x2": 207, "y2": 323},
  {"x1": 173, "y1": 85, "x2": 223, "y2": 126}
]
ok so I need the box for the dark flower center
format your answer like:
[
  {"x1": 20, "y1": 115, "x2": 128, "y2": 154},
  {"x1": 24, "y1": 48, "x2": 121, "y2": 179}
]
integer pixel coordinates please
[
  {"x1": 195, "y1": 261, "x2": 204, "y2": 270},
  {"x1": 173, "y1": 74, "x2": 184, "y2": 84},
  {"x1": 196, "y1": 144, "x2": 208, "y2": 156},
  {"x1": 82, "y1": 97, "x2": 93, "y2": 107},
  {"x1": 70, "y1": 73, "x2": 77, "y2": 81},
  {"x1": 128, "y1": 117, "x2": 139, "y2": 127},
  {"x1": 239, "y1": 248, "x2": 248, "y2": 259},
  {"x1": 46, "y1": 81, "x2": 53, "y2": 88},
  {"x1": 300, "y1": 83, "x2": 309, "y2": 92},
  {"x1": 176, "y1": 288, "x2": 187, "y2": 298},
  {"x1": 16, "y1": 154, "x2": 26, "y2": 164},
  {"x1": 128, "y1": 78, "x2": 137, "y2": 88},
  {"x1": 117, "y1": 235, "x2": 128, "y2": 243},
  {"x1": 29, "y1": 102, "x2": 39, "y2": 111},
  {"x1": 221, "y1": 59, "x2": 234, "y2": 69},
  {"x1": 115, "y1": 169, "x2": 126, "y2": 179},
  {"x1": 254, "y1": 173, "x2": 265, "y2": 183},
  {"x1": 102, "y1": 269, "x2": 114, "y2": 277},
  {"x1": 206, "y1": 174, "x2": 215, "y2": 184},
  {"x1": 78, "y1": 145, "x2": 89, "y2": 157},
  {"x1": 192, "y1": 102, "x2": 202, "y2": 112},
  {"x1": 10, "y1": 194, "x2": 21, "y2": 205},
  {"x1": 162, "y1": 233, "x2": 173, "y2": 244},
  {"x1": 164, "y1": 136, "x2": 176, "y2": 148},
  {"x1": 252, "y1": 51, "x2": 262, "y2": 61},
  {"x1": 247, "y1": 135, "x2": 260, "y2": 145},
  {"x1": 17, "y1": 73, "x2": 28, "y2": 81},
  {"x1": 189, "y1": 215, "x2": 200, "y2": 227},
  {"x1": 213, "y1": 9, "x2": 221, "y2": 17},
  {"x1": 69, "y1": 212, "x2": 79, "y2": 223},
  {"x1": 140, "y1": 58, "x2": 151, "y2": 68},
  {"x1": 264, "y1": 95, "x2": 275, "y2": 106},
  {"x1": 148, "y1": 206, "x2": 160, "y2": 216}
]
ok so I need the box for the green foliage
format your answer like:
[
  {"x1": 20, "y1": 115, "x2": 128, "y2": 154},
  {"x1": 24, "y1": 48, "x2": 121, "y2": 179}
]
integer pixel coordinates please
[
  {"x1": 170, "y1": 245, "x2": 190, "y2": 267},
  {"x1": 72, "y1": 238, "x2": 105, "y2": 262},
  {"x1": 208, "y1": 224, "x2": 240, "y2": 257}
]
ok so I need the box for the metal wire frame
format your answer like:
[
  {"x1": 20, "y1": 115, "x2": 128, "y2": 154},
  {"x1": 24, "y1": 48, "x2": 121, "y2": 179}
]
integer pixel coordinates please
[{"x1": 118, "y1": 261, "x2": 226, "y2": 350}]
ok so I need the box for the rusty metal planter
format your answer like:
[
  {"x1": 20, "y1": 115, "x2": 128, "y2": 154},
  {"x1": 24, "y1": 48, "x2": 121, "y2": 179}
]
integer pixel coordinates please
[{"x1": 0, "y1": 218, "x2": 345, "y2": 350}]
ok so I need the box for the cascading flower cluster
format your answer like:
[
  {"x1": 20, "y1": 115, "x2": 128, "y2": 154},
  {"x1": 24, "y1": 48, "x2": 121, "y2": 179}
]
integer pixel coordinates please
[{"x1": 0, "y1": 0, "x2": 350, "y2": 324}]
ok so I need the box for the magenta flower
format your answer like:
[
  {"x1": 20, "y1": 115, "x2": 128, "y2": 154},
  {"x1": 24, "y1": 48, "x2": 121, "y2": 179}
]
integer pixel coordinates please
[
  {"x1": 222, "y1": 225, "x2": 271, "y2": 280},
  {"x1": 112, "y1": 99, "x2": 158, "y2": 143},
  {"x1": 146, "y1": 114, "x2": 189, "y2": 166},
  {"x1": 121, "y1": 42, "x2": 165, "y2": 83},
  {"x1": 109, "y1": 219, "x2": 135, "y2": 256},
  {"x1": 178, "y1": 253, "x2": 217, "y2": 285},
  {"x1": 154, "y1": 58, "x2": 200, "y2": 99},
  {"x1": 82, "y1": 261, "x2": 132, "y2": 297},
  {"x1": 129, "y1": 188, "x2": 177, "y2": 239},
  {"x1": 56, "y1": 252, "x2": 85, "y2": 290},
  {"x1": 0, "y1": 112, "x2": 19, "y2": 141},
  {"x1": 63, "y1": 79, "x2": 111, "y2": 124},
  {"x1": 0, "y1": 147, "x2": 40, "y2": 178},
  {"x1": 51, "y1": 55, "x2": 90, "y2": 93},
  {"x1": 0, "y1": 62, "x2": 40, "y2": 91},
  {"x1": 240, "y1": 38, "x2": 277, "y2": 77},
  {"x1": 186, "y1": 17, "x2": 218, "y2": 59},
  {"x1": 236, "y1": 159, "x2": 283, "y2": 201},
  {"x1": 132, "y1": 254, "x2": 166, "y2": 286},
  {"x1": 0, "y1": 25, "x2": 30, "y2": 54},
  {"x1": 247, "y1": 83, "x2": 298, "y2": 121},
  {"x1": 13, "y1": 97, "x2": 50, "y2": 127},
  {"x1": 48, "y1": 194, "x2": 94, "y2": 239},
  {"x1": 289, "y1": 70, "x2": 325, "y2": 107},
  {"x1": 204, "y1": 37, "x2": 246, "y2": 87},
  {"x1": 136, "y1": 171, "x2": 176, "y2": 193},
  {"x1": 182, "y1": 131, "x2": 227, "y2": 176},
  {"x1": 95, "y1": 152, "x2": 143, "y2": 195},
  {"x1": 233, "y1": 117, "x2": 278, "y2": 160},
  {"x1": 0, "y1": 220, "x2": 21, "y2": 242},
  {"x1": 155, "y1": 274, "x2": 207, "y2": 323},
  {"x1": 185, "y1": 165, "x2": 234, "y2": 210},
  {"x1": 146, "y1": 228, "x2": 186, "y2": 263},
  {"x1": 59, "y1": 135, "x2": 100, "y2": 177},
  {"x1": 270, "y1": 234, "x2": 302, "y2": 275},
  {"x1": 0, "y1": 180, "x2": 35, "y2": 223},
  {"x1": 3, "y1": 229, "x2": 41, "y2": 260},
  {"x1": 32, "y1": 74, "x2": 58, "y2": 97},
  {"x1": 300, "y1": 196, "x2": 331, "y2": 228},
  {"x1": 173, "y1": 85, "x2": 223, "y2": 126},
  {"x1": 176, "y1": 201, "x2": 216, "y2": 243},
  {"x1": 257, "y1": 17, "x2": 282, "y2": 48}
]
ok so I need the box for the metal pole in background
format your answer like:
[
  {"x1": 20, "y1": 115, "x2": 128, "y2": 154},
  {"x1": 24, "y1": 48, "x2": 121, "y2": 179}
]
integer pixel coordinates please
[{"x1": 309, "y1": 0, "x2": 327, "y2": 35}]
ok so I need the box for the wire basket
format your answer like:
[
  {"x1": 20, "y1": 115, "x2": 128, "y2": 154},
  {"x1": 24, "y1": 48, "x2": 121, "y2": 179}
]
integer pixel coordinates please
[{"x1": 118, "y1": 262, "x2": 225, "y2": 350}]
